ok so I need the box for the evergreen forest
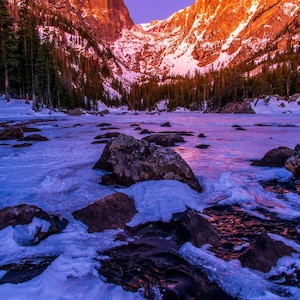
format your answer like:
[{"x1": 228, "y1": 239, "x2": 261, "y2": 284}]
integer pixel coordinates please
[{"x1": 1, "y1": 0, "x2": 299, "y2": 111}]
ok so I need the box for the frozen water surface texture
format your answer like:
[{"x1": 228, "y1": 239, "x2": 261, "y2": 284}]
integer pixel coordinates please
[{"x1": 0, "y1": 99, "x2": 299, "y2": 299}]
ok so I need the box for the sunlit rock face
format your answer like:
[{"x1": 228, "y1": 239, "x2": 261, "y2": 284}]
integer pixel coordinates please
[
  {"x1": 35, "y1": 0, "x2": 134, "y2": 42},
  {"x1": 113, "y1": 0, "x2": 300, "y2": 76}
]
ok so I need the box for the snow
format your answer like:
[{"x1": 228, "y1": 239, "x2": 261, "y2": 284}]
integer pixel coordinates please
[{"x1": 0, "y1": 98, "x2": 300, "y2": 299}]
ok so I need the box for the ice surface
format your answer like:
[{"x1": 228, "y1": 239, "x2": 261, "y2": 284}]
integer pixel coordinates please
[{"x1": 0, "y1": 99, "x2": 299, "y2": 299}]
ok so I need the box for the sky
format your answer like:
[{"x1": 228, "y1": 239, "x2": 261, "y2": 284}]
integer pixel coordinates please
[{"x1": 124, "y1": 0, "x2": 195, "y2": 24}]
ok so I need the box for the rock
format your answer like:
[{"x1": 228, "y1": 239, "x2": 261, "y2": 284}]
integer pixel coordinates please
[
  {"x1": 285, "y1": 151, "x2": 300, "y2": 179},
  {"x1": 175, "y1": 210, "x2": 221, "y2": 248},
  {"x1": 0, "y1": 127, "x2": 24, "y2": 140},
  {"x1": 233, "y1": 124, "x2": 246, "y2": 131},
  {"x1": 160, "y1": 130, "x2": 194, "y2": 136},
  {"x1": 72, "y1": 192, "x2": 137, "y2": 233},
  {"x1": 93, "y1": 134, "x2": 203, "y2": 192},
  {"x1": 251, "y1": 146, "x2": 294, "y2": 167},
  {"x1": 140, "y1": 129, "x2": 152, "y2": 134},
  {"x1": 0, "y1": 256, "x2": 57, "y2": 284},
  {"x1": 161, "y1": 121, "x2": 171, "y2": 127},
  {"x1": 220, "y1": 100, "x2": 255, "y2": 114},
  {"x1": 196, "y1": 144, "x2": 210, "y2": 149},
  {"x1": 94, "y1": 132, "x2": 121, "y2": 139},
  {"x1": 239, "y1": 233, "x2": 294, "y2": 272},
  {"x1": 24, "y1": 134, "x2": 49, "y2": 141},
  {"x1": 96, "y1": 122, "x2": 111, "y2": 127},
  {"x1": 198, "y1": 133, "x2": 206, "y2": 138},
  {"x1": 0, "y1": 204, "x2": 68, "y2": 245},
  {"x1": 21, "y1": 127, "x2": 41, "y2": 132},
  {"x1": 142, "y1": 133, "x2": 185, "y2": 147},
  {"x1": 13, "y1": 143, "x2": 32, "y2": 148},
  {"x1": 66, "y1": 108, "x2": 85, "y2": 116},
  {"x1": 295, "y1": 144, "x2": 300, "y2": 152}
]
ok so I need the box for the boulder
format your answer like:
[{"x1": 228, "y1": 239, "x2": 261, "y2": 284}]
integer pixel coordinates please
[
  {"x1": 285, "y1": 151, "x2": 300, "y2": 179},
  {"x1": 0, "y1": 127, "x2": 24, "y2": 140},
  {"x1": 24, "y1": 134, "x2": 49, "y2": 141},
  {"x1": 93, "y1": 134, "x2": 202, "y2": 192},
  {"x1": 72, "y1": 192, "x2": 137, "y2": 233},
  {"x1": 142, "y1": 133, "x2": 185, "y2": 147},
  {"x1": 220, "y1": 100, "x2": 255, "y2": 114},
  {"x1": 13, "y1": 143, "x2": 32, "y2": 148},
  {"x1": 175, "y1": 210, "x2": 221, "y2": 248},
  {"x1": 161, "y1": 121, "x2": 171, "y2": 127},
  {"x1": 94, "y1": 132, "x2": 120, "y2": 139},
  {"x1": 0, "y1": 204, "x2": 68, "y2": 245},
  {"x1": 251, "y1": 146, "x2": 294, "y2": 167},
  {"x1": 239, "y1": 233, "x2": 294, "y2": 272}
]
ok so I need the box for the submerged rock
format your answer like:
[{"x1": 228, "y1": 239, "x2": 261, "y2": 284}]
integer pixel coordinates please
[
  {"x1": 24, "y1": 134, "x2": 49, "y2": 141},
  {"x1": 251, "y1": 146, "x2": 294, "y2": 167},
  {"x1": 72, "y1": 192, "x2": 137, "y2": 233},
  {"x1": 142, "y1": 133, "x2": 184, "y2": 147},
  {"x1": 93, "y1": 134, "x2": 202, "y2": 192}
]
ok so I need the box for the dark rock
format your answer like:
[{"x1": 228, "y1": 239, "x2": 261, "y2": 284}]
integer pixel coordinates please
[
  {"x1": 134, "y1": 126, "x2": 142, "y2": 130},
  {"x1": 130, "y1": 123, "x2": 139, "y2": 127},
  {"x1": 160, "y1": 130, "x2": 194, "y2": 136},
  {"x1": 285, "y1": 151, "x2": 300, "y2": 179},
  {"x1": 66, "y1": 108, "x2": 85, "y2": 116},
  {"x1": 220, "y1": 100, "x2": 255, "y2": 114},
  {"x1": 99, "y1": 109, "x2": 109, "y2": 115},
  {"x1": 72, "y1": 192, "x2": 137, "y2": 233},
  {"x1": 196, "y1": 144, "x2": 210, "y2": 149},
  {"x1": 0, "y1": 204, "x2": 68, "y2": 245},
  {"x1": 13, "y1": 143, "x2": 32, "y2": 148},
  {"x1": 198, "y1": 133, "x2": 206, "y2": 138},
  {"x1": 0, "y1": 256, "x2": 57, "y2": 284},
  {"x1": 175, "y1": 210, "x2": 221, "y2": 248},
  {"x1": 91, "y1": 140, "x2": 109, "y2": 144},
  {"x1": 97, "y1": 210, "x2": 233, "y2": 300},
  {"x1": 0, "y1": 127, "x2": 23, "y2": 140},
  {"x1": 161, "y1": 121, "x2": 171, "y2": 127},
  {"x1": 93, "y1": 134, "x2": 203, "y2": 192},
  {"x1": 295, "y1": 144, "x2": 300, "y2": 152},
  {"x1": 96, "y1": 122, "x2": 111, "y2": 127},
  {"x1": 24, "y1": 134, "x2": 49, "y2": 141},
  {"x1": 140, "y1": 129, "x2": 152, "y2": 134},
  {"x1": 101, "y1": 173, "x2": 118, "y2": 185},
  {"x1": 72, "y1": 123, "x2": 83, "y2": 127},
  {"x1": 94, "y1": 132, "x2": 120, "y2": 139},
  {"x1": 233, "y1": 124, "x2": 246, "y2": 131},
  {"x1": 142, "y1": 133, "x2": 185, "y2": 147},
  {"x1": 239, "y1": 233, "x2": 294, "y2": 272},
  {"x1": 100, "y1": 127, "x2": 120, "y2": 131},
  {"x1": 251, "y1": 146, "x2": 294, "y2": 167},
  {"x1": 21, "y1": 127, "x2": 41, "y2": 132}
]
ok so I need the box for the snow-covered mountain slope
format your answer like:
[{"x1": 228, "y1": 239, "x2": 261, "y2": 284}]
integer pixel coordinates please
[{"x1": 113, "y1": 0, "x2": 300, "y2": 77}]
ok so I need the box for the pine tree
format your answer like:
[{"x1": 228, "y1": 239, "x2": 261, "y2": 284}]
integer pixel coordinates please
[{"x1": 0, "y1": 0, "x2": 19, "y2": 101}]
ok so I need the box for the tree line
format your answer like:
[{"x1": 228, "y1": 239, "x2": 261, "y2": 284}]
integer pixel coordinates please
[{"x1": 127, "y1": 48, "x2": 300, "y2": 111}]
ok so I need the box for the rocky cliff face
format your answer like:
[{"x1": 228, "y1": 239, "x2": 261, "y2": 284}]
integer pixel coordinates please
[
  {"x1": 113, "y1": 0, "x2": 300, "y2": 76},
  {"x1": 34, "y1": 0, "x2": 134, "y2": 42}
]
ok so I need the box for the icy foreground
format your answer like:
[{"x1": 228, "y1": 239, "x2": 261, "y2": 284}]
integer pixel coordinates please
[{"x1": 0, "y1": 99, "x2": 300, "y2": 299}]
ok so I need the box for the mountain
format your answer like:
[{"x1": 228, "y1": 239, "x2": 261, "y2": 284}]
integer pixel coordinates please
[
  {"x1": 113, "y1": 0, "x2": 300, "y2": 77},
  {"x1": 3, "y1": 0, "x2": 300, "y2": 107}
]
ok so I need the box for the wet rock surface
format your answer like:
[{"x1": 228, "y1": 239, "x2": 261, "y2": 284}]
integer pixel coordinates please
[
  {"x1": 142, "y1": 133, "x2": 185, "y2": 147},
  {"x1": 0, "y1": 256, "x2": 57, "y2": 284},
  {"x1": 97, "y1": 206, "x2": 299, "y2": 298},
  {"x1": 93, "y1": 134, "x2": 203, "y2": 192}
]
